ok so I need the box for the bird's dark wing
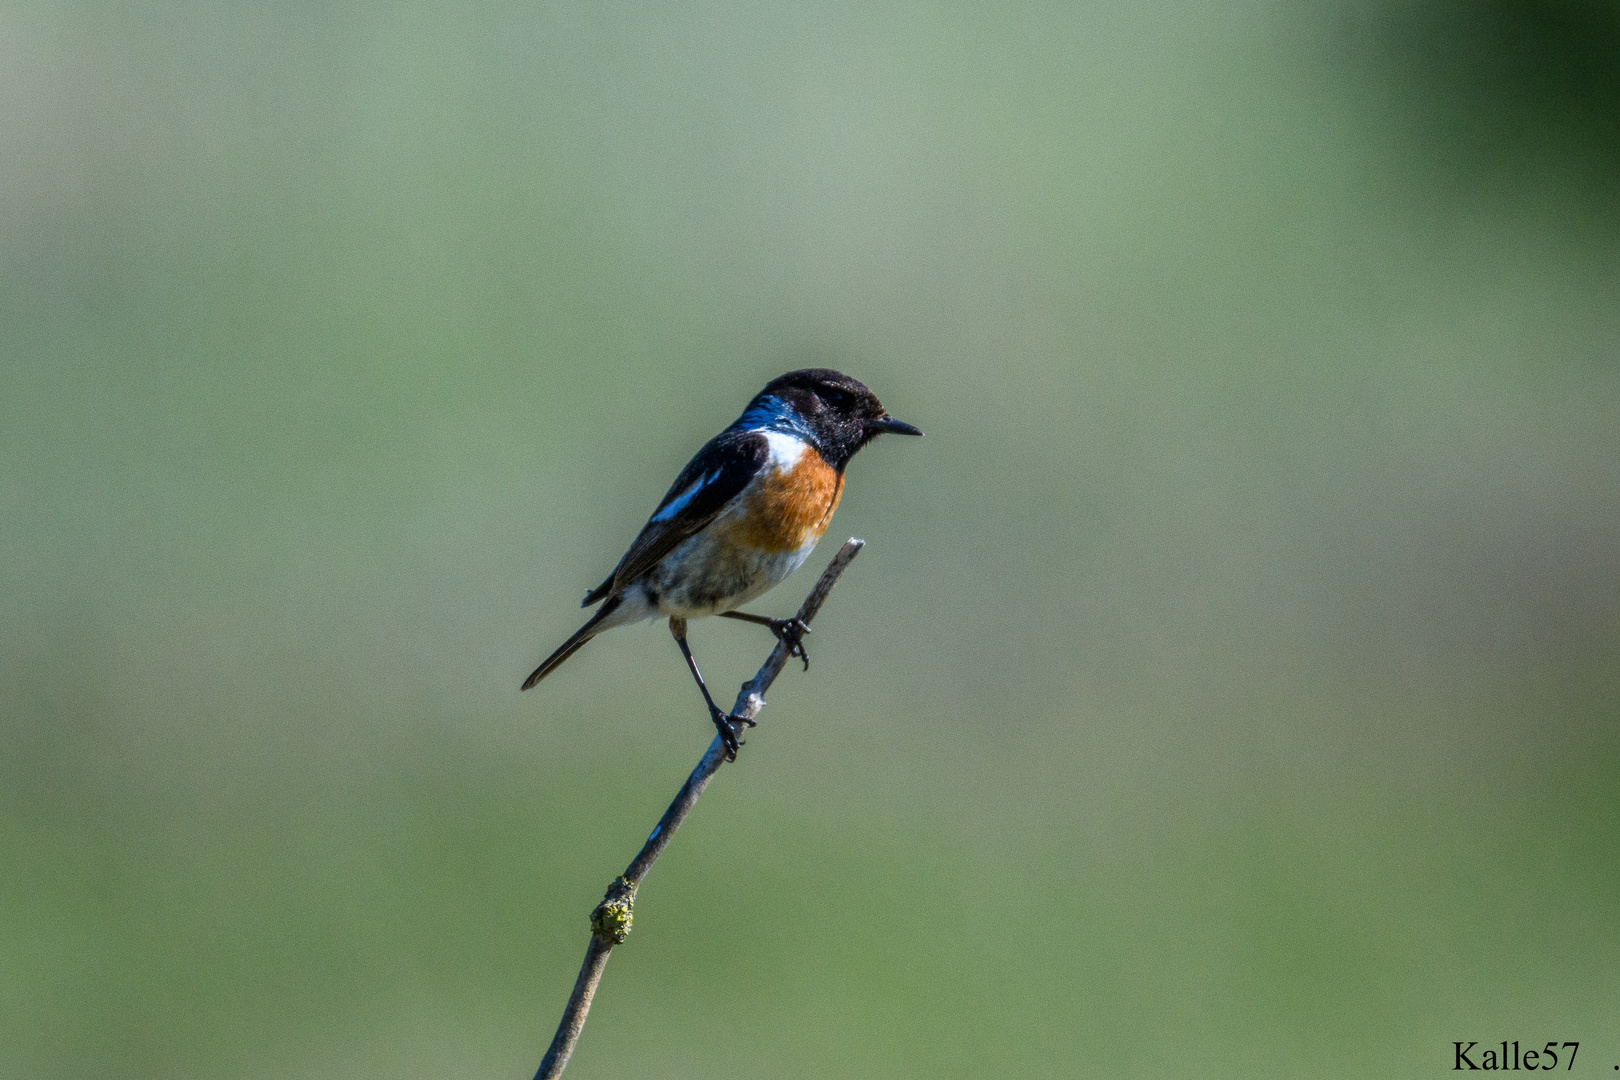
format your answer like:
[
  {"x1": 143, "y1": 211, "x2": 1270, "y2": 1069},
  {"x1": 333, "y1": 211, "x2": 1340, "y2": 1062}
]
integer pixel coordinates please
[{"x1": 581, "y1": 430, "x2": 769, "y2": 605}]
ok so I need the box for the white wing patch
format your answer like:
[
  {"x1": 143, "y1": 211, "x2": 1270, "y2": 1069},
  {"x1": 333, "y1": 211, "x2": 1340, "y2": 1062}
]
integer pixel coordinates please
[{"x1": 651, "y1": 471, "x2": 714, "y2": 522}]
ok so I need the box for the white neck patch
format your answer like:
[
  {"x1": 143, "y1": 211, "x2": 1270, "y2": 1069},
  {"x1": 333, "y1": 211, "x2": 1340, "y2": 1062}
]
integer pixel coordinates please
[{"x1": 761, "y1": 429, "x2": 810, "y2": 471}]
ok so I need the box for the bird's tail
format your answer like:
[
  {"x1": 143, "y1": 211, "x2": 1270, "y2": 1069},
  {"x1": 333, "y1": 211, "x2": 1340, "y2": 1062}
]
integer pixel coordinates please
[{"x1": 521, "y1": 594, "x2": 623, "y2": 690}]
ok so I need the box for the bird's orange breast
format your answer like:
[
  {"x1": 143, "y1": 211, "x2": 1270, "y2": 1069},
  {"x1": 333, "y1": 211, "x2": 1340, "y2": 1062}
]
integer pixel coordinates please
[{"x1": 736, "y1": 446, "x2": 843, "y2": 553}]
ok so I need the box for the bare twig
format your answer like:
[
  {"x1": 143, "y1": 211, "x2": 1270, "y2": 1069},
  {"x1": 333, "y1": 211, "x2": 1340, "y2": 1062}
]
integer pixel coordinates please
[{"x1": 533, "y1": 538, "x2": 867, "y2": 1080}]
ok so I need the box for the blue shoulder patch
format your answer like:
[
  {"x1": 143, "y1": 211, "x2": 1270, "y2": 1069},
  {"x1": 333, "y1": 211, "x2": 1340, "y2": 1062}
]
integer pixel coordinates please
[{"x1": 730, "y1": 395, "x2": 813, "y2": 440}]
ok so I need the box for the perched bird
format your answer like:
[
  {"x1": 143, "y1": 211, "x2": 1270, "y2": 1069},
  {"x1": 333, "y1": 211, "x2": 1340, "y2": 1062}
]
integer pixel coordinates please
[{"x1": 522, "y1": 368, "x2": 922, "y2": 757}]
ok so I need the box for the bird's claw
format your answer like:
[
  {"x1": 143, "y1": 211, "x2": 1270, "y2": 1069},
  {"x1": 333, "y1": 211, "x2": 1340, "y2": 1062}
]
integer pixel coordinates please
[
  {"x1": 768, "y1": 617, "x2": 812, "y2": 671},
  {"x1": 709, "y1": 706, "x2": 757, "y2": 761}
]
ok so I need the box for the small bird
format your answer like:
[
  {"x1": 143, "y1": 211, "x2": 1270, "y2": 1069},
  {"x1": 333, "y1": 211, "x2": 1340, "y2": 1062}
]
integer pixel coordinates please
[{"x1": 522, "y1": 368, "x2": 922, "y2": 758}]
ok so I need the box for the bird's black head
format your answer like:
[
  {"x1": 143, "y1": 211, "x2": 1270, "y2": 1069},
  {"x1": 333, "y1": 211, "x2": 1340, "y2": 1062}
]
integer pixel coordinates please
[{"x1": 740, "y1": 368, "x2": 923, "y2": 471}]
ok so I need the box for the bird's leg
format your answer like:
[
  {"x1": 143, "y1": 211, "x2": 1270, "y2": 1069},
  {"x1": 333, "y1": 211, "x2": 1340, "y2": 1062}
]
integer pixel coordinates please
[
  {"x1": 717, "y1": 610, "x2": 812, "y2": 671},
  {"x1": 669, "y1": 617, "x2": 755, "y2": 761}
]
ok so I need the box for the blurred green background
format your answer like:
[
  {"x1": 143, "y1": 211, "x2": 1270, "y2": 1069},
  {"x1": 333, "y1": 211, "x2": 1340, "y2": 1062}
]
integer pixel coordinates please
[{"x1": 3, "y1": 1, "x2": 1618, "y2": 1076}]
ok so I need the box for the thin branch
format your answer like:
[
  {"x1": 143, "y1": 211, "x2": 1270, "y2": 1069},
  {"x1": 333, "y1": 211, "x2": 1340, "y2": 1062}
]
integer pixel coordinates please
[{"x1": 533, "y1": 537, "x2": 867, "y2": 1080}]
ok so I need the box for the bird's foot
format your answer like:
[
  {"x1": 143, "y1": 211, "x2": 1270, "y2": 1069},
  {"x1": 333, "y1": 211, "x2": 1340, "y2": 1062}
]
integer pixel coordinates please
[
  {"x1": 709, "y1": 706, "x2": 757, "y2": 761},
  {"x1": 768, "y1": 617, "x2": 812, "y2": 671}
]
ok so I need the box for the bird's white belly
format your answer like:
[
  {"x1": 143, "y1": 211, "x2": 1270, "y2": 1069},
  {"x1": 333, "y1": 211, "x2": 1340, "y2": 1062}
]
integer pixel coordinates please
[{"x1": 645, "y1": 522, "x2": 818, "y2": 618}]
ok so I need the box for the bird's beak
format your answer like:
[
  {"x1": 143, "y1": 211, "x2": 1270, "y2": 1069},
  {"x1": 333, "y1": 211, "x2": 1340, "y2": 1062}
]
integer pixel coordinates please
[{"x1": 867, "y1": 415, "x2": 924, "y2": 437}]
